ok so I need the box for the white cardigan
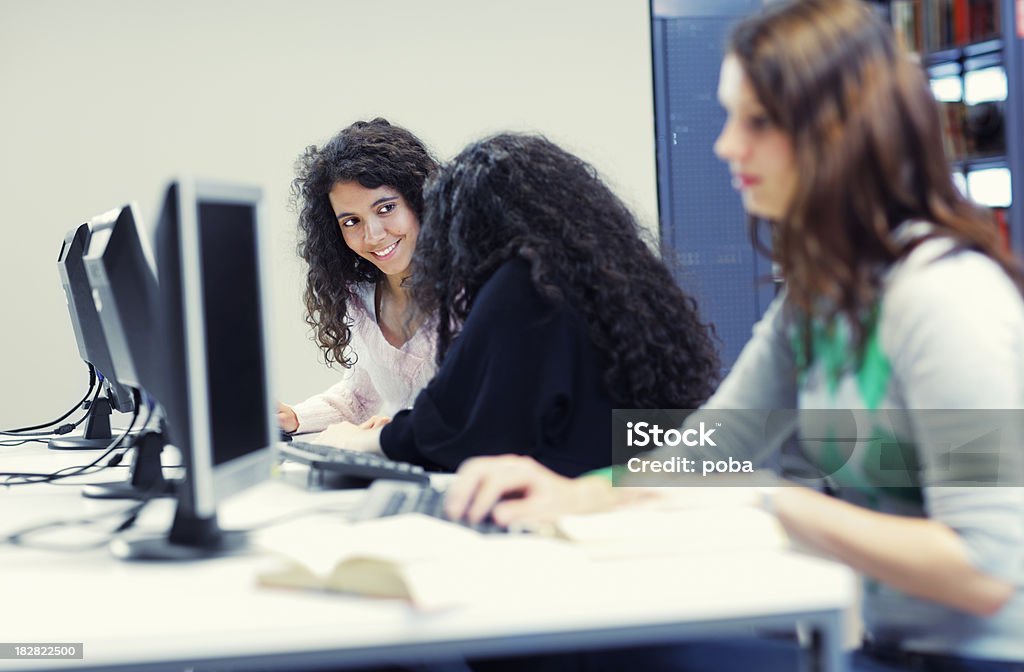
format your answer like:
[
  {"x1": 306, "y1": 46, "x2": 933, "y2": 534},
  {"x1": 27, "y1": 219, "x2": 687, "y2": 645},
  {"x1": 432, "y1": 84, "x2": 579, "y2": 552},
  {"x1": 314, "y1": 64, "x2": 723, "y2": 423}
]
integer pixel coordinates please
[{"x1": 291, "y1": 283, "x2": 437, "y2": 432}]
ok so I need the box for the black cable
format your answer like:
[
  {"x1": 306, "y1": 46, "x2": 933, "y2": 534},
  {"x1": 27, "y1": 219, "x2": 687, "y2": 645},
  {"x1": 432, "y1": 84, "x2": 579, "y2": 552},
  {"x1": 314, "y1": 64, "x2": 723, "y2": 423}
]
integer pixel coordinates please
[
  {"x1": 0, "y1": 391, "x2": 144, "y2": 487},
  {"x1": 1, "y1": 497, "x2": 154, "y2": 552},
  {"x1": 55, "y1": 382, "x2": 104, "y2": 434},
  {"x1": 2, "y1": 499, "x2": 355, "y2": 553},
  {"x1": 0, "y1": 383, "x2": 113, "y2": 439},
  {"x1": 0, "y1": 438, "x2": 49, "y2": 448},
  {"x1": 0, "y1": 399, "x2": 152, "y2": 485},
  {"x1": 2, "y1": 460, "x2": 177, "y2": 551},
  {"x1": 0, "y1": 430, "x2": 64, "y2": 437},
  {"x1": 105, "y1": 396, "x2": 158, "y2": 465},
  {"x1": 43, "y1": 397, "x2": 148, "y2": 482},
  {"x1": 2, "y1": 421, "x2": 346, "y2": 552},
  {"x1": 0, "y1": 364, "x2": 97, "y2": 434},
  {"x1": 0, "y1": 382, "x2": 105, "y2": 439}
]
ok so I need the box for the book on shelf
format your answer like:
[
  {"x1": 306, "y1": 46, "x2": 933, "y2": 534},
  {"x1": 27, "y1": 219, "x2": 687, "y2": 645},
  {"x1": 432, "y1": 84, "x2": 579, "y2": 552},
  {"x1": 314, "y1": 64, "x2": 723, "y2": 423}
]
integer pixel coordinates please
[
  {"x1": 890, "y1": 0, "x2": 920, "y2": 52},
  {"x1": 939, "y1": 100, "x2": 970, "y2": 161},
  {"x1": 955, "y1": 0, "x2": 971, "y2": 44},
  {"x1": 886, "y1": 0, "x2": 1001, "y2": 52},
  {"x1": 923, "y1": 0, "x2": 940, "y2": 51},
  {"x1": 968, "y1": 0, "x2": 1001, "y2": 42},
  {"x1": 941, "y1": 0, "x2": 955, "y2": 48},
  {"x1": 994, "y1": 208, "x2": 1010, "y2": 250}
]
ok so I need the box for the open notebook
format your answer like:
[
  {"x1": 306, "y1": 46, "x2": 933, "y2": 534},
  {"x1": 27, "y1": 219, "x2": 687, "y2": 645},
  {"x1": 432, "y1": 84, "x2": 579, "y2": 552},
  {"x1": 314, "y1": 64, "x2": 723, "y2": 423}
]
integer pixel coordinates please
[
  {"x1": 255, "y1": 492, "x2": 789, "y2": 610},
  {"x1": 255, "y1": 515, "x2": 583, "y2": 610}
]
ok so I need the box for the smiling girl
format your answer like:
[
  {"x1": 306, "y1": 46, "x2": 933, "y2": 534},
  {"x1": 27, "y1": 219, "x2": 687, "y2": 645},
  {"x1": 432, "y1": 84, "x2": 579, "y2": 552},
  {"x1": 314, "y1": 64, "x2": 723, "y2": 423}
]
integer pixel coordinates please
[{"x1": 278, "y1": 119, "x2": 439, "y2": 435}]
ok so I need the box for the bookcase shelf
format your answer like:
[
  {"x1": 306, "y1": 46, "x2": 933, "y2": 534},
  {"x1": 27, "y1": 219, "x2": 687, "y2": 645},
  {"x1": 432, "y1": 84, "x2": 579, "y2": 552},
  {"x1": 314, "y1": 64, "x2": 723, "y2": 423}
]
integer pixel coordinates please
[
  {"x1": 870, "y1": 0, "x2": 1004, "y2": 53},
  {"x1": 925, "y1": 39, "x2": 1003, "y2": 66},
  {"x1": 869, "y1": 0, "x2": 1019, "y2": 250}
]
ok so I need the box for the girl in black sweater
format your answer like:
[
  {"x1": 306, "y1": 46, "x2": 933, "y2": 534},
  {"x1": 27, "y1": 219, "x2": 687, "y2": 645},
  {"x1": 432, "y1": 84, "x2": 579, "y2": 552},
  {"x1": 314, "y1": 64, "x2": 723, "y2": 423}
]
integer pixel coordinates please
[{"x1": 315, "y1": 134, "x2": 719, "y2": 476}]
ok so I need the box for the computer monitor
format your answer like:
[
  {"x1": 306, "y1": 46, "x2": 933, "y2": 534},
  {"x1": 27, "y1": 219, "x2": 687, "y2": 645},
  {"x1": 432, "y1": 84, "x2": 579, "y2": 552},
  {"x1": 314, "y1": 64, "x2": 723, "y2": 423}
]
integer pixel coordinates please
[
  {"x1": 79, "y1": 203, "x2": 172, "y2": 500},
  {"x1": 53, "y1": 215, "x2": 137, "y2": 450},
  {"x1": 82, "y1": 203, "x2": 160, "y2": 392},
  {"x1": 111, "y1": 178, "x2": 276, "y2": 560}
]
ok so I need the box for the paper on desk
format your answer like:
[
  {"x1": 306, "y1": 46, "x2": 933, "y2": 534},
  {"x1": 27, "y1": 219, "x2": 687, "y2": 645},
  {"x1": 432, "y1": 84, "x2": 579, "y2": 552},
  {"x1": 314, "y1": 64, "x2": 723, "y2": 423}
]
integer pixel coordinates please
[
  {"x1": 553, "y1": 506, "x2": 789, "y2": 560},
  {"x1": 635, "y1": 486, "x2": 761, "y2": 510}
]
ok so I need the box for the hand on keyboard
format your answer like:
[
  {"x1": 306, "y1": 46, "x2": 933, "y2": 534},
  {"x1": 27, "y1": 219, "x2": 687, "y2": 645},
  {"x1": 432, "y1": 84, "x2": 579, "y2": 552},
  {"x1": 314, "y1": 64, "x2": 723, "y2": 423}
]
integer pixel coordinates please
[
  {"x1": 353, "y1": 481, "x2": 510, "y2": 535},
  {"x1": 358, "y1": 415, "x2": 392, "y2": 430},
  {"x1": 276, "y1": 441, "x2": 429, "y2": 488}
]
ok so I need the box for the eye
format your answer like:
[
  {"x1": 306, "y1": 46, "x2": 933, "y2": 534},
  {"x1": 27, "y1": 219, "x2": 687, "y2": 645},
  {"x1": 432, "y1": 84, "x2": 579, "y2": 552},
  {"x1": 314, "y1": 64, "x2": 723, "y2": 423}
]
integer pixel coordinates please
[
  {"x1": 747, "y1": 114, "x2": 772, "y2": 132},
  {"x1": 340, "y1": 217, "x2": 359, "y2": 228},
  {"x1": 378, "y1": 202, "x2": 397, "y2": 215}
]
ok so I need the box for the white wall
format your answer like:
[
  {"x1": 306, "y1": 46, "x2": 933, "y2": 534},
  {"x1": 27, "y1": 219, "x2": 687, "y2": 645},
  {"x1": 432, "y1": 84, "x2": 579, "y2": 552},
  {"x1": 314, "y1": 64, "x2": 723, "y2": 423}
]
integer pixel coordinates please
[{"x1": 0, "y1": 0, "x2": 656, "y2": 427}]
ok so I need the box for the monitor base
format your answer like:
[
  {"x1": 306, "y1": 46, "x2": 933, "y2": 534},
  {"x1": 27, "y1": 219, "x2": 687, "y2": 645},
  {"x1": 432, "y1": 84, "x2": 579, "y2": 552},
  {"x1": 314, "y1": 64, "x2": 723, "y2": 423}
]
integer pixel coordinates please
[
  {"x1": 82, "y1": 479, "x2": 177, "y2": 500},
  {"x1": 109, "y1": 530, "x2": 249, "y2": 561},
  {"x1": 48, "y1": 396, "x2": 114, "y2": 451},
  {"x1": 110, "y1": 508, "x2": 250, "y2": 562},
  {"x1": 82, "y1": 431, "x2": 175, "y2": 500}
]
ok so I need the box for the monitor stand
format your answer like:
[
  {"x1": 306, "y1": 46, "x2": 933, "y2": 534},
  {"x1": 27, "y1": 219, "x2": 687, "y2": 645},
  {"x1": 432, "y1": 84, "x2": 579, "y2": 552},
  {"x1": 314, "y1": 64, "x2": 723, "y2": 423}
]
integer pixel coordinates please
[
  {"x1": 109, "y1": 508, "x2": 250, "y2": 561},
  {"x1": 81, "y1": 431, "x2": 177, "y2": 500},
  {"x1": 48, "y1": 396, "x2": 117, "y2": 450}
]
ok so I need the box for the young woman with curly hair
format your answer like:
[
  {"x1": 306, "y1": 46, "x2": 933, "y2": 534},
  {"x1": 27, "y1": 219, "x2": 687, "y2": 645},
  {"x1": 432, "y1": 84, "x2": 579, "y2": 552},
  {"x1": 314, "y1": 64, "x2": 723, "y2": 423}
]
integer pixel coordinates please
[
  {"x1": 318, "y1": 133, "x2": 720, "y2": 476},
  {"x1": 277, "y1": 118, "x2": 440, "y2": 434},
  {"x1": 445, "y1": 0, "x2": 1024, "y2": 668}
]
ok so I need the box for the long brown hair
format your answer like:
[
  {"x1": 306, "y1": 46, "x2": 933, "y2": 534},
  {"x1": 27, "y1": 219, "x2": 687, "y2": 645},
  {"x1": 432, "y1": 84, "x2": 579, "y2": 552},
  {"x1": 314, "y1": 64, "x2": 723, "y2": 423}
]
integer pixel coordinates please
[
  {"x1": 729, "y1": 0, "x2": 1020, "y2": 352},
  {"x1": 291, "y1": 119, "x2": 438, "y2": 367}
]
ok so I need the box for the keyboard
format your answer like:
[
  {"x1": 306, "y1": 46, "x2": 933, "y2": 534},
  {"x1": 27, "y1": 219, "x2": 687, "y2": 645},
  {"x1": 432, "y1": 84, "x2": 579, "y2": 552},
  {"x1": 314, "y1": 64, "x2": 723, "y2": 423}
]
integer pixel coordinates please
[
  {"x1": 276, "y1": 441, "x2": 430, "y2": 488},
  {"x1": 351, "y1": 480, "x2": 509, "y2": 534}
]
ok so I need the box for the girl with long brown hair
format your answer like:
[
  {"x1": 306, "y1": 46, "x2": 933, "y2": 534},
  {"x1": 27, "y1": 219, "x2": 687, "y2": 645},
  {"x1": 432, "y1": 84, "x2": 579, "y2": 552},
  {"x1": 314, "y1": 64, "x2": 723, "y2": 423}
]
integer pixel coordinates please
[{"x1": 446, "y1": 1, "x2": 1024, "y2": 668}]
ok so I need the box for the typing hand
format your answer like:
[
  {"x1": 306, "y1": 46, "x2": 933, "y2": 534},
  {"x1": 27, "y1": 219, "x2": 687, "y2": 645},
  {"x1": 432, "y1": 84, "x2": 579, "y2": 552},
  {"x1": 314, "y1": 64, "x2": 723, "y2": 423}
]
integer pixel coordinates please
[
  {"x1": 359, "y1": 415, "x2": 392, "y2": 430},
  {"x1": 313, "y1": 421, "x2": 384, "y2": 455},
  {"x1": 277, "y1": 402, "x2": 299, "y2": 433},
  {"x1": 444, "y1": 455, "x2": 619, "y2": 526}
]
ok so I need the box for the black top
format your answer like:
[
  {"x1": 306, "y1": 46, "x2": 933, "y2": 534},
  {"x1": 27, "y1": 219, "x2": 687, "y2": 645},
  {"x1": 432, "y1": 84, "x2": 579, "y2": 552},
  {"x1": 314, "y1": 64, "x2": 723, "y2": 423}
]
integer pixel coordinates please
[{"x1": 380, "y1": 258, "x2": 613, "y2": 477}]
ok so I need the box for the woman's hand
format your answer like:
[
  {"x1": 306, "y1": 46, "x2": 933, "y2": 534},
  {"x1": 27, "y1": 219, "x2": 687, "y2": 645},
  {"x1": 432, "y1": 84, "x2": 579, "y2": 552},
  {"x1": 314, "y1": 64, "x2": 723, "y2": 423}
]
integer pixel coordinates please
[
  {"x1": 359, "y1": 415, "x2": 392, "y2": 430},
  {"x1": 444, "y1": 455, "x2": 620, "y2": 526},
  {"x1": 277, "y1": 402, "x2": 299, "y2": 433},
  {"x1": 313, "y1": 422, "x2": 384, "y2": 455}
]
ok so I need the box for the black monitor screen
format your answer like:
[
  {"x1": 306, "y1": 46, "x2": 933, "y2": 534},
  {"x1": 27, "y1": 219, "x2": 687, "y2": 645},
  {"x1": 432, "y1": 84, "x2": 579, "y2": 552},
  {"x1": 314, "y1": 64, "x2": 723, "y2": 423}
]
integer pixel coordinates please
[{"x1": 198, "y1": 202, "x2": 269, "y2": 466}]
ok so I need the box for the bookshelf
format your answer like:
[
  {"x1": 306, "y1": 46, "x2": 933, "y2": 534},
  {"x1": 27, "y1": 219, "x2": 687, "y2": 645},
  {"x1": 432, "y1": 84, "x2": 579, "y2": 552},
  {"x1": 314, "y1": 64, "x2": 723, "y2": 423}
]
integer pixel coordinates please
[{"x1": 867, "y1": 0, "x2": 1022, "y2": 252}]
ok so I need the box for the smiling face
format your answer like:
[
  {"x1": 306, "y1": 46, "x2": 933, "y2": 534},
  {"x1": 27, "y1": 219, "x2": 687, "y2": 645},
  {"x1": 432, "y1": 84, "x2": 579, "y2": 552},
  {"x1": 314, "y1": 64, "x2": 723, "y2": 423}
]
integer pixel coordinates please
[
  {"x1": 713, "y1": 54, "x2": 798, "y2": 221},
  {"x1": 329, "y1": 181, "x2": 419, "y2": 279}
]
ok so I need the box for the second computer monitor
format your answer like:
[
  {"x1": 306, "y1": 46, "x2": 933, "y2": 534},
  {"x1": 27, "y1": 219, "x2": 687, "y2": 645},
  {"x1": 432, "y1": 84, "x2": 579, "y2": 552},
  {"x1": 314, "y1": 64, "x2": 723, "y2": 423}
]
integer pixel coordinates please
[
  {"x1": 82, "y1": 203, "x2": 160, "y2": 394},
  {"x1": 122, "y1": 177, "x2": 276, "y2": 556}
]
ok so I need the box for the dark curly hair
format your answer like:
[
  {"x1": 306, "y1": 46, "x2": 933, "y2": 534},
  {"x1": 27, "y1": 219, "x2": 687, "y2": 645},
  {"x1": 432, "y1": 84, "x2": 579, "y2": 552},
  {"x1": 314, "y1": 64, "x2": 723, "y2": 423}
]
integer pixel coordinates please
[
  {"x1": 291, "y1": 118, "x2": 439, "y2": 367},
  {"x1": 413, "y1": 133, "x2": 720, "y2": 409}
]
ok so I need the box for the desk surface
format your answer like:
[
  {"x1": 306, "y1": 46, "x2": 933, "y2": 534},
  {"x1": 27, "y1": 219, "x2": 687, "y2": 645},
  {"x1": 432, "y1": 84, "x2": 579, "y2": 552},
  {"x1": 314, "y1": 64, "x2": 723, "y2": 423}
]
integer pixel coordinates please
[{"x1": 0, "y1": 444, "x2": 856, "y2": 672}]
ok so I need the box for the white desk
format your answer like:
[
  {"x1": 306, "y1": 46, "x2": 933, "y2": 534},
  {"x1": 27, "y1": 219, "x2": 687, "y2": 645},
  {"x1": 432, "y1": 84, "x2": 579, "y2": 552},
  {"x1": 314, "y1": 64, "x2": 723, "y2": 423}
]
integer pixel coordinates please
[{"x1": 0, "y1": 444, "x2": 855, "y2": 671}]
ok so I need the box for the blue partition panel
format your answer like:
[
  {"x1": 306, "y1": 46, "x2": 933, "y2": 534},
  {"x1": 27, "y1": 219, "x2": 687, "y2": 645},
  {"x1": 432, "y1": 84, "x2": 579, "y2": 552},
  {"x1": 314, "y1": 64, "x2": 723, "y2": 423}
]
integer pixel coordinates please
[{"x1": 652, "y1": 0, "x2": 773, "y2": 371}]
